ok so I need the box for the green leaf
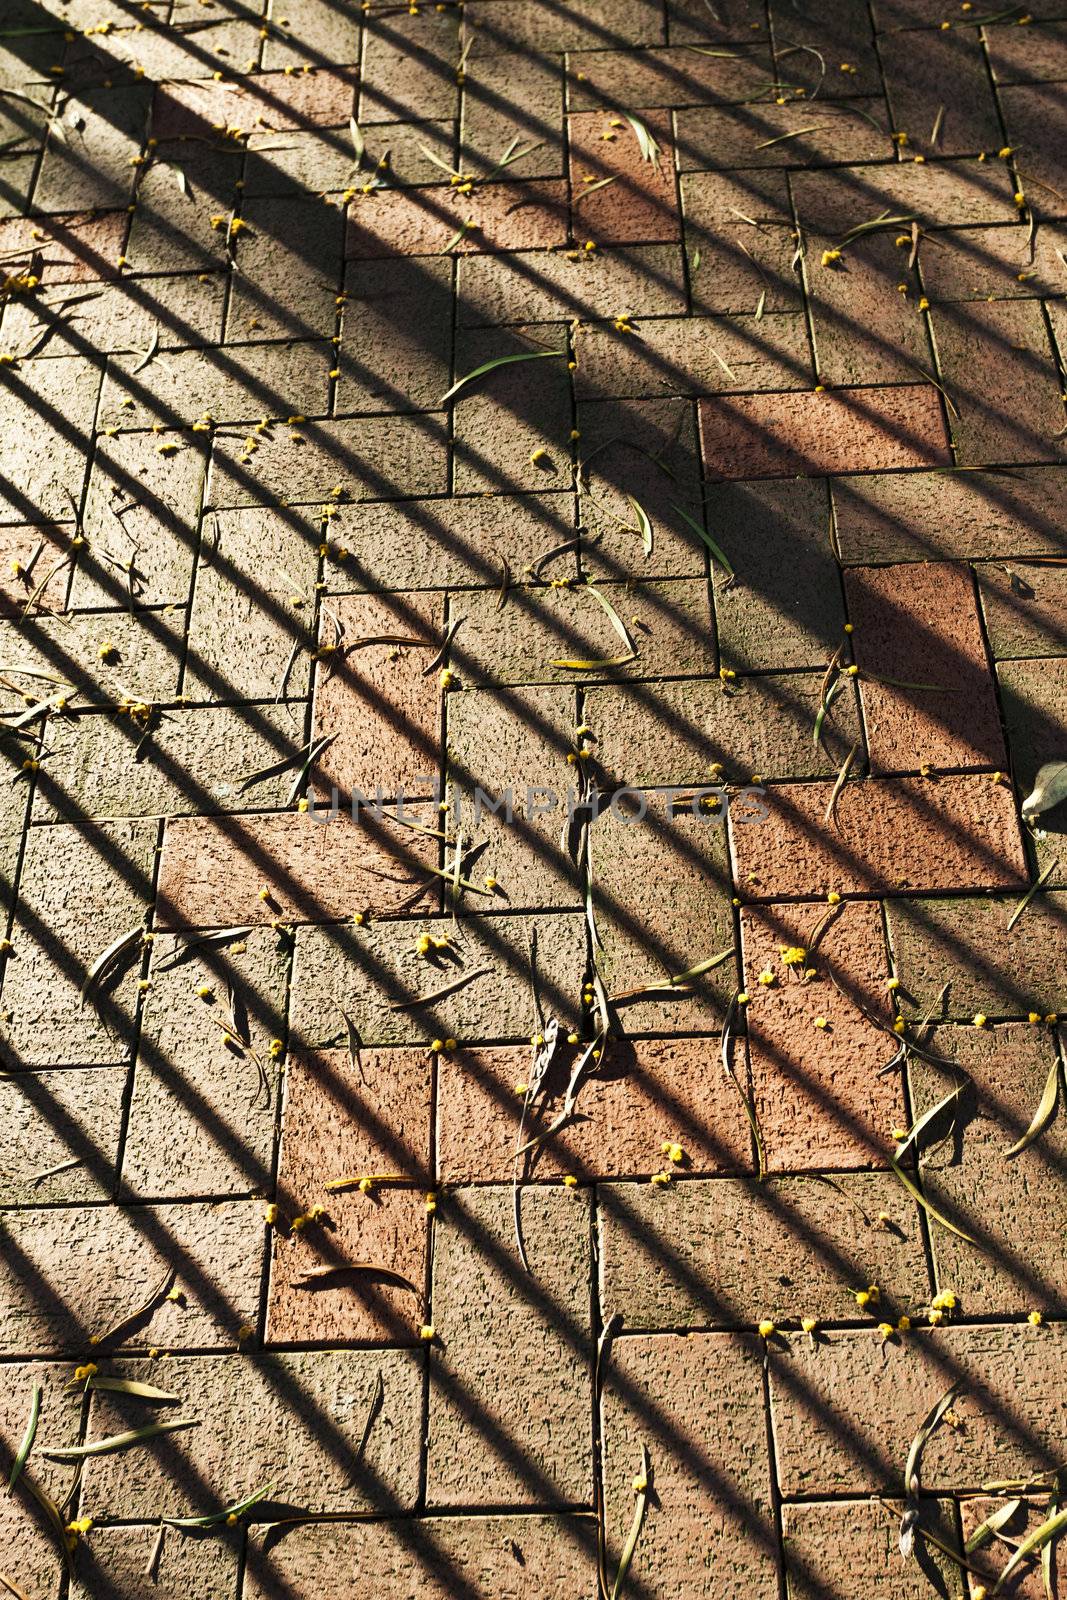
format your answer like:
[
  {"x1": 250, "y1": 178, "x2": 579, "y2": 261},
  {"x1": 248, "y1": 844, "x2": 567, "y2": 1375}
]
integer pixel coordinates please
[
  {"x1": 88, "y1": 1377, "x2": 181, "y2": 1403},
  {"x1": 623, "y1": 114, "x2": 660, "y2": 166},
  {"x1": 964, "y1": 1497, "x2": 1023, "y2": 1554},
  {"x1": 164, "y1": 1481, "x2": 275, "y2": 1529},
  {"x1": 7, "y1": 1384, "x2": 41, "y2": 1491},
  {"x1": 1005, "y1": 1057, "x2": 1061, "y2": 1159},
  {"x1": 670, "y1": 502, "x2": 735, "y2": 579},
  {"x1": 440, "y1": 348, "x2": 564, "y2": 404},
  {"x1": 625, "y1": 496, "x2": 653, "y2": 556},
  {"x1": 994, "y1": 1504, "x2": 1067, "y2": 1593},
  {"x1": 42, "y1": 1420, "x2": 198, "y2": 1459}
]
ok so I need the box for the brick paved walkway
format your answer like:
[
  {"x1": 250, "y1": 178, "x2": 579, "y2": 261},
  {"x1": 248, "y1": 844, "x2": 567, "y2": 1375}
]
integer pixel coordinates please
[{"x1": 1, "y1": 0, "x2": 1066, "y2": 1594}]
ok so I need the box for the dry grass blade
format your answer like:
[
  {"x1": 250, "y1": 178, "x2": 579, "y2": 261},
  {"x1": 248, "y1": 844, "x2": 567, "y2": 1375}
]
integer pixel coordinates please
[
  {"x1": 80, "y1": 925, "x2": 144, "y2": 1009},
  {"x1": 825, "y1": 740, "x2": 859, "y2": 831},
  {"x1": 611, "y1": 1445, "x2": 651, "y2": 1600},
  {"x1": 388, "y1": 965, "x2": 492, "y2": 1011},
  {"x1": 1006, "y1": 858, "x2": 1059, "y2": 931},
  {"x1": 88, "y1": 1376, "x2": 180, "y2": 1402},
  {"x1": 7, "y1": 1383, "x2": 41, "y2": 1491},
  {"x1": 88, "y1": 1263, "x2": 175, "y2": 1346},
  {"x1": 164, "y1": 1481, "x2": 275, "y2": 1529},
  {"x1": 0, "y1": 1572, "x2": 32, "y2": 1600},
  {"x1": 930, "y1": 104, "x2": 945, "y2": 147},
  {"x1": 895, "y1": 1080, "x2": 970, "y2": 1165},
  {"x1": 1005, "y1": 1058, "x2": 1061, "y2": 1159},
  {"x1": 994, "y1": 1504, "x2": 1067, "y2": 1592},
  {"x1": 552, "y1": 583, "x2": 638, "y2": 670},
  {"x1": 43, "y1": 1419, "x2": 198, "y2": 1460},
  {"x1": 16, "y1": 1475, "x2": 74, "y2": 1578},
  {"x1": 610, "y1": 947, "x2": 734, "y2": 1003},
  {"x1": 671, "y1": 502, "x2": 735, "y2": 579},
  {"x1": 755, "y1": 125, "x2": 830, "y2": 150},
  {"x1": 575, "y1": 175, "x2": 619, "y2": 204},
  {"x1": 722, "y1": 996, "x2": 766, "y2": 1181},
  {"x1": 889, "y1": 1158, "x2": 977, "y2": 1244},
  {"x1": 421, "y1": 613, "x2": 465, "y2": 675},
  {"x1": 29, "y1": 1156, "x2": 81, "y2": 1186},
  {"x1": 441, "y1": 349, "x2": 564, "y2": 404},
  {"x1": 153, "y1": 927, "x2": 252, "y2": 972},
  {"x1": 965, "y1": 1497, "x2": 1023, "y2": 1553},
  {"x1": 836, "y1": 210, "x2": 917, "y2": 249}
]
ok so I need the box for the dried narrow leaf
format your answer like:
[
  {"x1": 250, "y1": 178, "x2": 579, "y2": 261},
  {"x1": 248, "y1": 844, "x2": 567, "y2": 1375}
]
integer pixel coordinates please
[
  {"x1": 172, "y1": 164, "x2": 188, "y2": 196},
  {"x1": 825, "y1": 740, "x2": 859, "y2": 832},
  {"x1": 7, "y1": 1384, "x2": 41, "y2": 1490},
  {"x1": 29, "y1": 1156, "x2": 81, "y2": 1186},
  {"x1": 80, "y1": 925, "x2": 143, "y2": 1008},
  {"x1": 439, "y1": 219, "x2": 476, "y2": 254},
  {"x1": 153, "y1": 927, "x2": 252, "y2": 971},
  {"x1": 722, "y1": 996, "x2": 765, "y2": 1181},
  {"x1": 574, "y1": 175, "x2": 619, "y2": 204},
  {"x1": 889, "y1": 1158, "x2": 977, "y2": 1243},
  {"x1": 1021, "y1": 760, "x2": 1067, "y2": 820},
  {"x1": 610, "y1": 1445, "x2": 651, "y2": 1600},
  {"x1": 551, "y1": 582, "x2": 637, "y2": 670},
  {"x1": 755, "y1": 124, "x2": 829, "y2": 150},
  {"x1": 421, "y1": 613, "x2": 466, "y2": 676},
  {"x1": 350, "y1": 115, "x2": 365, "y2": 165},
  {"x1": 293, "y1": 1262, "x2": 424, "y2": 1300},
  {"x1": 1006, "y1": 858, "x2": 1059, "y2": 931},
  {"x1": 610, "y1": 946, "x2": 734, "y2": 1003},
  {"x1": 164, "y1": 1481, "x2": 274, "y2": 1529},
  {"x1": 624, "y1": 113, "x2": 660, "y2": 166},
  {"x1": 964, "y1": 1497, "x2": 1023, "y2": 1554},
  {"x1": 895, "y1": 1080, "x2": 970, "y2": 1165},
  {"x1": 994, "y1": 1505, "x2": 1067, "y2": 1593},
  {"x1": 905, "y1": 1382, "x2": 962, "y2": 1501},
  {"x1": 671, "y1": 502, "x2": 735, "y2": 579},
  {"x1": 324, "y1": 1172, "x2": 408, "y2": 1193},
  {"x1": 388, "y1": 965, "x2": 492, "y2": 1011},
  {"x1": 130, "y1": 328, "x2": 159, "y2": 375},
  {"x1": 1005, "y1": 1057, "x2": 1061, "y2": 1159},
  {"x1": 0, "y1": 1572, "x2": 32, "y2": 1600},
  {"x1": 626, "y1": 496, "x2": 653, "y2": 556},
  {"x1": 88, "y1": 1263, "x2": 176, "y2": 1345},
  {"x1": 18, "y1": 1475, "x2": 74, "y2": 1577},
  {"x1": 88, "y1": 1377, "x2": 180, "y2": 1402},
  {"x1": 441, "y1": 348, "x2": 564, "y2": 404},
  {"x1": 42, "y1": 1419, "x2": 198, "y2": 1460}
]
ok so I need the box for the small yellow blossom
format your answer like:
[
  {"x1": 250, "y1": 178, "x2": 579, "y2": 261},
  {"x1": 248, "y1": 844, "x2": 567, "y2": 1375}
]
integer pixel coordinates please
[
  {"x1": 972, "y1": 1012, "x2": 988, "y2": 1028},
  {"x1": 1028, "y1": 1309, "x2": 1043, "y2": 1326},
  {"x1": 758, "y1": 1318, "x2": 776, "y2": 1338},
  {"x1": 420, "y1": 1323, "x2": 435, "y2": 1340},
  {"x1": 801, "y1": 1316, "x2": 817, "y2": 1334}
]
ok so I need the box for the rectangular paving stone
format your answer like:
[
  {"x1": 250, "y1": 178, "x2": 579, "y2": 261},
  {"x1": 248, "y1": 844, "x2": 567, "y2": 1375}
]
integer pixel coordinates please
[
  {"x1": 73, "y1": 427, "x2": 207, "y2": 609},
  {"x1": 289, "y1": 912, "x2": 585, "y2": 1049},
  {"x1": 740, "y1": 899, "x2": 905, "y2": 1170},
  {"x1": 126, "y1": 141, "x2": 244, "y2": 275},
  {"x1": 310, "y1": 591, "x2": 445, "y2": 803},
  {"x1": 845, "y1": 561, "x2": 1007, "y2": 773},
  {"x1": 885, "y1": 892, "x2": 1067, "y2": 1019},
  {"x1": 279, "y1": 1047, "x2": 433, "y2": 1193},
  {"x1": 156, "y1": 811, "x2": 438, "y2": 929},
  {"x1": 769, "y1": 0, "x2": 882, "y2": 96},
  {"x1": 700, "y1": 385, "x2": 950, "y2": 479},
  {"x1": 83, "y1": 1349, "x2": 422, "y2": 1516},
  {"x1": 359, "y1": 7, "x2": 460, "y2": 123},
  {"x1": 931, "y1": 300, "x2": 1065, "y2": 466},
  {"x1": 245, "y1": 1515, "x2": 598, "y2": 1599},
  {"x1": 791, "y1": 160, "x2": 1018, "y2": 235},
  {"x1": 879, "y1": 27, "x2": 1001, "y2": 157},
  {"x1": 573, "y1": 312, "x2": 810, "y2": 401},
  {"x1": 426, "y1": 1184, "x2": 592, "y2": 1507},
  {"x1": 730, "y1": 774, "x2": 1028, "y2": 899},
  {"x1": 0, "y1": 355, "x2": 102, "y2": 523},
  {"x1": 910, "y1": 1023, "x2": 1067, "y2": 1315},
  {"x1": 259, "y1": 0, "x2": 361, "y2": 71},
  {"x1": 682, "y1": 169, "x2": 801, "y2": 315},
  {"x1": 464, "y1": 0, "x2": 664, "y2": 52},
  {"x1": 782, "y1": 1500, "x2": 965, "y2": 1600},
  {"x1": 585, "y1": 674, "x2": 862, "y2": 788},
  {"x1": 69, "y1": 1526, "x2": 239, "y2": 1600},
  {"x1": 33, "y1": 85, "x2": 150, "y2": 214},
  {"x1": 601, "y1": 1333, "x2": 779, "y2": 1600},
  {"x1": 226, "y1": 197, "x2": 346, "y2": 343},
  {"x1": 99, "y1": 342, "x2": 332, "y2": 430},
  {"x1": 123, "y1": 927, "x2": 288, "y2": 1199},
  {"x1": 457, "y1": 243, "x2": 688, "y2": 326},
  {"x1": 456, "y1": 578, "x2": 717, "y2": 685},
  {"x1": 576, "y1": 394, "x2": 705, "y2": 577},
  {"x1": 207, "y1": 412, "x2": 448, "y2": 508},
  {"x1": 569, "y1": 109, "x2": 680, "y2": 243},
  {"x1": 1, "y1": 1363, "x2": 88, "y2": 1600},
  {"x1": 446, "y1": 684, "x2": 581, "y2": 911},
  {"x1": 999, "y1": 86, "x2": 1067, "y2": 210},
  {"x1": 0, "y1": 819, "x2": 156, "y2": 1069},
  {"x1": 320, "y1": 490, "x2": 574, "y2": 593},
  {"x1": 452, "y1": 322, "x2": 573, "y2": 496},
  {"x1": 0, "y1": 609, "x2": 184, "y2": 713},
  {"x1": 33, "y1": 703, "x2": 303, "y2": 822},
  {"x1": 568, "y1": 41, "x2": 774, "y2": 108},
  {"x1": 437, "y1": 1035, "x2": 755, "y2": 1183},
  {"x1": 918, "y1": 221, "x2": 1067, "y2": 302},
  {"x1": 152, "y1": 71, "x2": 357, "y2": 140},
  {"x1": 804, "y1": 236, "x2": 931, "y2": 388},
  {"x1": 677, "y1": 99, "x2": 892, "y2": 170},
  {"x1": 0, "y1": 272, "x2": 226, "y2": 359},
  {"x1": 0, "y1": 210, "x2": 126, "y2": 284},
  {"x1": 337, "y1": 256, "x2": 452, "y2": 413},
  {"x1": 242, "y1": 127, "x2": 372, "y2": 198},
  {"x1": 0, "y1": 522, "x2": 71, "y2": 616},
  {"x1": 985, "y1": 19, "x2": 1067, "y2": 83},
  {"x1": 770, "y1": 1324, "x2": 1066, "y2": 1495},
  {"x1": 599, "y1": 1172, "x2": 928, "y2": 1328},
  {"x1": 462, "y1": 47, "x2": 565, "y2": 180},
  {"x1": 346, "y1": 179, "x2": 569, "y2": 260},
  {"x1": 707, "y1": 479, "x2": 846, "y2": 671},
  {"x1": 183, "y1": 503, "x2": 317, "y2": 703},
  {"x1": 0, "y1": 1064, "x2": 126, "y2": 1204},
  {"x1": 0, "y1": 1201, "x2": 263, "y2": 1356},
  {"x1": 589, "y1": 805, "x2": 736, "y2": 1033},
  {"x1": 832, "y1": 466, "x2": 1067, "y2": 563},
  {"x1": 268, "y1": 1186, "x2": 428, "y2": 1347}
]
